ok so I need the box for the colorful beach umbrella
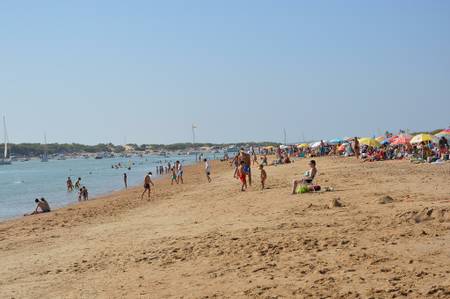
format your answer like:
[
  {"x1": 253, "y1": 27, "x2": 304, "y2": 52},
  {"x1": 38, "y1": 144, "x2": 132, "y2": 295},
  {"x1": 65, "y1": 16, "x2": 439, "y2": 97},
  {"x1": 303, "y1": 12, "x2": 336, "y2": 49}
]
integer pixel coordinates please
[
  {"x1": 410, "y1": 133, "x2": 439, "y2": 144},
  {"x1": 435, "y1": 129, "x2": 450, "y2": 139},
  {"x1": 328, "y1": 138, "x2": 344, "y2": 145},
  {"x1": 358, "y1": 137, "x2": 381, "y2": 147},
  {"x1": 390, "y1": 134, "x2": 412, "y2": 145},
  {"x1": 297, "y1": 143, "x2": 309, "y2": 148}
]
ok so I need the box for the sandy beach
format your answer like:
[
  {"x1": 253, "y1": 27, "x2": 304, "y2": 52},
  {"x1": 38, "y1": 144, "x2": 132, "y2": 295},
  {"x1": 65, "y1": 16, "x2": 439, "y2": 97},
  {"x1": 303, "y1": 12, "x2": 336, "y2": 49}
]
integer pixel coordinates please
[{"x1": 1, "y1": 157, "x2": 449, "y2": 298}]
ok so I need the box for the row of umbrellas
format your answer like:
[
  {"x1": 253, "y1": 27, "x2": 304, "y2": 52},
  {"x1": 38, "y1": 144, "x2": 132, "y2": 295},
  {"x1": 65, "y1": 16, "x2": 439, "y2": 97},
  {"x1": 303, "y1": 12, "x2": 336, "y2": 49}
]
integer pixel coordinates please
[{"x1": 296, "y1": 129, "x2": 449, "y2": 149}]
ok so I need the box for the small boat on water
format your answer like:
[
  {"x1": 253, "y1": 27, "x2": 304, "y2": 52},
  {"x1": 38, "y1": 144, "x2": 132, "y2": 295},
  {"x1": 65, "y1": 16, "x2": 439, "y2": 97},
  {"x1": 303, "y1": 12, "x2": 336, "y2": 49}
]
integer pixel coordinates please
[{"x1": 0, "y1": 116, "x2": 12, "y2": 165}]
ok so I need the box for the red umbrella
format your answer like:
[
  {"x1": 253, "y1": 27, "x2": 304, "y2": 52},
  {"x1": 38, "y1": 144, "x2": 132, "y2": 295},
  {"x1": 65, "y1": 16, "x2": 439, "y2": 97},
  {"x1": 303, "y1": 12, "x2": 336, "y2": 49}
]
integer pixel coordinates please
[{"x1": 390, "y1": 134, "x2": 412, "y2": 145}]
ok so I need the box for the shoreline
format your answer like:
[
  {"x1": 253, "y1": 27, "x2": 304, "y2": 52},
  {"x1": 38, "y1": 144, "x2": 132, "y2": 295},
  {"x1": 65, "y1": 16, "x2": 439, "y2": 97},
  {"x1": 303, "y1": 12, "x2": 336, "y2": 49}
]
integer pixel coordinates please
[
  {"x1": 1, "y1": 157, "x2": 449, "y2": 298},
  {"x1": 0, "y1": 157, "x2": 205, "y2": 223}
]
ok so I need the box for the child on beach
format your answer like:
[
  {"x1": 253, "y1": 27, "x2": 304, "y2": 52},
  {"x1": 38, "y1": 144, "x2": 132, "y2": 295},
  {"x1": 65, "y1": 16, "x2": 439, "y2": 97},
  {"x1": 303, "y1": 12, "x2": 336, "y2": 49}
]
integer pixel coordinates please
[
  {"x1": 238, "y1": 161, "x2": 247, "y2": 191},
  {"x1": 204, "y1": 158, "x2": 212, "y2": 183},
  {"x1": 259, "y1": 164, "x2": 267, "y2": 190},
  {"x1": 171, "y1": 167, "x2": 177, "y2": 185}
]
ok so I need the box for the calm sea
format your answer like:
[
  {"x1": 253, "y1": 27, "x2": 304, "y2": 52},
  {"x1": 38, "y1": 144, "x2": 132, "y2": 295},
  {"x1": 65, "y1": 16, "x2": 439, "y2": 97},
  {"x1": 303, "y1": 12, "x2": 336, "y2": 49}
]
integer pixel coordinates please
[{"x1": 0, "y1": 154, "x2": 216, "y2": 221}]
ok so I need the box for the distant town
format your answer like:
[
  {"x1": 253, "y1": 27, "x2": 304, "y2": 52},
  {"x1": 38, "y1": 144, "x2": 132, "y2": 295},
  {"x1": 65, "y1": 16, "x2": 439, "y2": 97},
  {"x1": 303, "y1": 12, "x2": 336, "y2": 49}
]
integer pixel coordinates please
[{"x1": 0, "y1": 142, "x2": 280, "y2": 161}]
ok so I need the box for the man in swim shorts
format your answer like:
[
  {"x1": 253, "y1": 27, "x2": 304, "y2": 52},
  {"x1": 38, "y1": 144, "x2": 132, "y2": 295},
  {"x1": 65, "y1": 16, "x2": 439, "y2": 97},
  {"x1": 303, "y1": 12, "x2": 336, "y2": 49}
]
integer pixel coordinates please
[{"x1": 141, "y1": 172, "x2": 155, "y2": 200}]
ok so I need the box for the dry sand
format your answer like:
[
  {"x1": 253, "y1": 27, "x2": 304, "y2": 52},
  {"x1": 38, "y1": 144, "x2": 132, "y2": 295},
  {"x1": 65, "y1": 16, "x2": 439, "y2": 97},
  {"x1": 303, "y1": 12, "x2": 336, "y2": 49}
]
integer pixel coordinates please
[{"x1": 0, "y1": 157, "x2": 449, "y2": 298}]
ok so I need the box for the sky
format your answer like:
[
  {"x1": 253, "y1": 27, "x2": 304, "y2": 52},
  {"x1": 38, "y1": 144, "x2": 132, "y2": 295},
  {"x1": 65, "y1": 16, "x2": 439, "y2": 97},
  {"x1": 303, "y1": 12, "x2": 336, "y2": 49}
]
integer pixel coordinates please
[{"x1": 1, "y1": 0, "x2": 449, "y2": 145}]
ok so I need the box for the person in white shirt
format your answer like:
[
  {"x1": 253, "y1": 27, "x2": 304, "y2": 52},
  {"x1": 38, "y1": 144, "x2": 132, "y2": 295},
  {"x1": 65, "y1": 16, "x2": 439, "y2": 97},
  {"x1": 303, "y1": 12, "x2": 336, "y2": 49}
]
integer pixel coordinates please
[
  {"x1": 175, "y1": 161, "x2": 184, "y2": 184},
  {"x1": 204, "y1": 158, "x2": 211, "y2": 183}
]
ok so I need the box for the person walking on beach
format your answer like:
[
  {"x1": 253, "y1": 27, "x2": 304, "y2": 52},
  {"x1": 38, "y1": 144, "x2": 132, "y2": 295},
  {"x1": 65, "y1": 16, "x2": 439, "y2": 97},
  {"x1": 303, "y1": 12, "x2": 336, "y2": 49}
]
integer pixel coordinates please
[
  {"x1": 353, "y1": 137, "x2": 360, "y2": 159},
  {"x1": 66, "y1": 177, "x2": 73, "y2": 192},
  {"x1": 204, "y1": 158, "x2": 212, "y2": 183},
  {"x1": 238, "y1": 161, "x2": 247, "y2": 191},
  {"x1": 171, "y1": 167, "x2": 177, "y2": 185},
  {"x1": 238, "y1": 148, "x2": 252, "y2": 186},
  {"x1": 123, "y1": 173, "x2": 128, "y2": 189},
  {"x1": 259, "y1": 164, "x2": 267, "y2": 190},
  {"x1": 141, "y1": 172, "x2": 154, "y2": 200},
  {"x1": 176, "y1": 161, "x2": 184, "y2": 184}
]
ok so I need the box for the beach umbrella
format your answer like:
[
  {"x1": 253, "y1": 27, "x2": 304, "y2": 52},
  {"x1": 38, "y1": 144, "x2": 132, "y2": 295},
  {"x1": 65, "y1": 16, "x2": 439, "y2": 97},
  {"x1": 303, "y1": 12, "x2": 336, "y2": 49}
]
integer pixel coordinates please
[
  {"x1": 358, "y1": 137, "x2": 381, "y2": 147},
  {"x1": 410, "y1": 133, "x2": 439, "y2": 144},
  {"x1": 390, "y1": 134, "x2": 412, "y2": 145},
  {"x1": 375, "y1": 136, "x2": 386, "y2": 142},
  {"x1": 279, "y1": 145, "x2": 288, "y2": 149},
  {"x1": 297, "y1": 143, "x2": 309, "y2": 148},
  {"x1": 435, "y1": 129, "x2": 450, "y2": 139},
  {"x1": 337, "y1": 144, "x2": 347, "y2": 152},
  {"x1": 380, "y1": 139, "x2": 390, "y2": 145},
  {"x1": 310, "y1": 141, "x2": 322, "y2": 148},
  {"x1": 328, "y1": 138, "x2": 343, "y2": 145}
]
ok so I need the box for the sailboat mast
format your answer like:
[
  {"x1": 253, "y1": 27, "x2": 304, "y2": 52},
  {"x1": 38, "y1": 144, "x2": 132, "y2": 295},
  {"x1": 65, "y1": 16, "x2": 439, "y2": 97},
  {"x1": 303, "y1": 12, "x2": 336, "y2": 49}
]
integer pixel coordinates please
[{"x1": 3, "y1": 116, "x2": 7, "y2": 159}]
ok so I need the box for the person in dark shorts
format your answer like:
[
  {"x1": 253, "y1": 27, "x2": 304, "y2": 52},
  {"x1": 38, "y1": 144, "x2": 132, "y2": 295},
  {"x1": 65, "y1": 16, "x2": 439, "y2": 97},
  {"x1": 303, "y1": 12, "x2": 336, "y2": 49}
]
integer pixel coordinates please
[
  {"x1": 141, "y1": 172, "x2": 154, "y2": 200},
  {"x1": 204, "y1": 158, "x2": 212, "y2": 183},
  {"x1": 25, "y1": 198, "x2": 51, "y2": 216}
]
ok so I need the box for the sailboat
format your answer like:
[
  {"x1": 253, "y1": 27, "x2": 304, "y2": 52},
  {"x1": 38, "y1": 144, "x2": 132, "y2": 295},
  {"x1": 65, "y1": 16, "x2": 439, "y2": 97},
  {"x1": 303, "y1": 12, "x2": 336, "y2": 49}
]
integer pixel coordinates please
[
  {"x1": 0, "y1": 116, "x2": 12, "y2": 165},
  {"x1": 41, "y1": 133, "x2": 49, "y2": 162}
]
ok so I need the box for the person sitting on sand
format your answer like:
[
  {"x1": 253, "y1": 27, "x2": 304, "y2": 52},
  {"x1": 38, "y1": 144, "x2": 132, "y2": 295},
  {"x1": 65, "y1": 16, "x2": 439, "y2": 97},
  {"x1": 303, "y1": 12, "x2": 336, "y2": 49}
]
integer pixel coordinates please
[
  {"x1": 259, "y1": 164, "x2": 267, "y2": 190},
  {"x1": 25, "y1": 198, "x2": 51, "y2": 215},
  {"x1": 141, "y1": 172, "x2": 155, "y2": 200},
  {"x1": 291, "y1": 160, "x2": 317, "y2": 194},
  {"x1": 238, "y1": 161, "x2": 247, "y2": 191}
]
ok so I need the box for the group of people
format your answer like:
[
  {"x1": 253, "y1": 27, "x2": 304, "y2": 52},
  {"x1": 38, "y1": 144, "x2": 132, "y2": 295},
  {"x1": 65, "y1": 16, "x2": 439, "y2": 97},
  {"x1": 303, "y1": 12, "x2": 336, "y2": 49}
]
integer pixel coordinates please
[{"x1": 232, "y1": 148, "x2": 267, "y2": 191}]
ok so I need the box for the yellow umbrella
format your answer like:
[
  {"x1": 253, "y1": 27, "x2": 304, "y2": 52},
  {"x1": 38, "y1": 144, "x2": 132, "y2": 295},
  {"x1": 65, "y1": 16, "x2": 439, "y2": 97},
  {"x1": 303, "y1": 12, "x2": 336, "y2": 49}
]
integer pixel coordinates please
[
  {"x1": 297, "y1": 143, "x2": 309, "y2": 148},
  {"x1": 410, "y1": 133, "x2": 438, "y2": 144},
  {"x1": 358, "y1": 137, "x2": 381, "y2": 147}
]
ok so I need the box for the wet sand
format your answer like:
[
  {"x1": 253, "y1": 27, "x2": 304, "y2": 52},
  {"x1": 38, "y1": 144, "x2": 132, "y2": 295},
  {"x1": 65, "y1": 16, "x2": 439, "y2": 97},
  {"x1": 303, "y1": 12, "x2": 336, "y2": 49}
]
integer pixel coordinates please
[{"x1": 0, "y1": 157, "x2": 449, "y2": 298}]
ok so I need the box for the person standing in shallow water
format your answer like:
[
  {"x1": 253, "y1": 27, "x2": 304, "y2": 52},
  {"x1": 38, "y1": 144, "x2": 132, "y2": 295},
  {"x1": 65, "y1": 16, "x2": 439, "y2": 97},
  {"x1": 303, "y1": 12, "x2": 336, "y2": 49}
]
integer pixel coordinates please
[
  {"x1": 66, "y1": 177, "x2": 73, "y2": 192},
  {"x1": 123, "y1": 173, "x2": 128, "y2": 189}
]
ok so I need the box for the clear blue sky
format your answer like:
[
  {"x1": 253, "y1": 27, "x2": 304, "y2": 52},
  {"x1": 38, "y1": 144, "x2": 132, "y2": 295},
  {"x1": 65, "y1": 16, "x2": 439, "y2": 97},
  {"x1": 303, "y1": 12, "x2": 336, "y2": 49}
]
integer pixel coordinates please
[{"x1": 1, "y1": 1, "x2": 449, "y2": 145}]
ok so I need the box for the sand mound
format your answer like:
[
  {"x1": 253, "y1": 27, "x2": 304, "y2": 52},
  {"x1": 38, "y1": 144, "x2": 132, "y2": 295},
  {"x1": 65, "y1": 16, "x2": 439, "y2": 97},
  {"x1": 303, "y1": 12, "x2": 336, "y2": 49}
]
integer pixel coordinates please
[
  {"x1": 397, "y1": 207, "x2": 450, "y2": 224},
  {"x1": 378, "y1": 195, "x2": 394, "y2": 204},
  {"x1": 329, "y1": 197, "x2": 344, "y2": 208}
]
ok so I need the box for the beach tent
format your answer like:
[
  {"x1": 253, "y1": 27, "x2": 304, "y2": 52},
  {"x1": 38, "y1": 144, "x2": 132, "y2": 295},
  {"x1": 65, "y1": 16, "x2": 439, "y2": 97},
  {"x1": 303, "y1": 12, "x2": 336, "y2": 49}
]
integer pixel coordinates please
[
  {"x1": 297, "y1": 143, "x2": 309, "y2": 148},
  {"x1": 358, "y1": 137, "x2": 381, "y2": 147},
  {"x1": 435, "y1": 129, "x2": 450, "y2": 139},
  {"x1": 410, "y1": 133, "x2": 439, "y2": 144},
  {"x1": 390, "y1": 134, "x2": 412, "y2": 145},
  {"x1": 328, "y1": 138, "x2": 344, "y2": 145}
]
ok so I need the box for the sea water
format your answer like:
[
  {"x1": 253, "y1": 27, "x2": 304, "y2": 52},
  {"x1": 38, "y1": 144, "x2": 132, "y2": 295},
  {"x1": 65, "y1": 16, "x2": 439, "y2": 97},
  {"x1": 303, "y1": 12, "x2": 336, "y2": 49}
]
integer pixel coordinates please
[{"x1": 0, "y1": 154, "x2": 215, "y2": 221}]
